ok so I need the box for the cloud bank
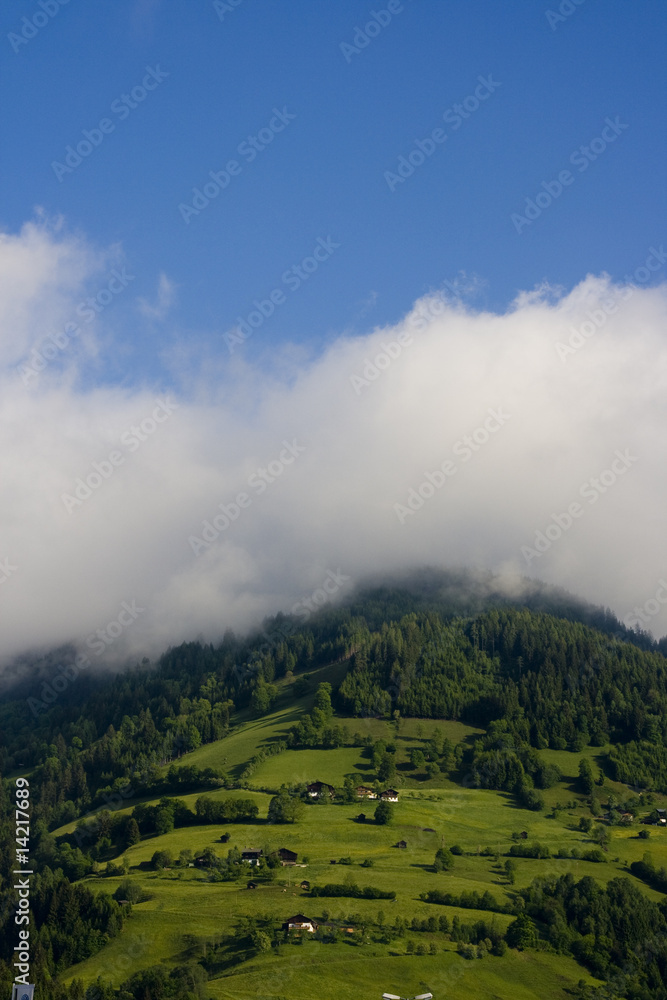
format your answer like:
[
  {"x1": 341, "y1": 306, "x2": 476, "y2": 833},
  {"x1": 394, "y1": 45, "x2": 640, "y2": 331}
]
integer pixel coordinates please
[{"x1": 1, "y1": 220, "x2": 666, "y2": 672}]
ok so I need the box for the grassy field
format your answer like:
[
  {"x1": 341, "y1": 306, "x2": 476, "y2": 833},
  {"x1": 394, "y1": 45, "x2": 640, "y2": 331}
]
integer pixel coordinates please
[
  {"x1": 166, "y1": 682, "x2": 482, "y2": 784},
  {"x1": 205, "y1": 945, "x2": 603, "y2": 1000},
  {"x1": 66, "y1": 869, "x2": 603, "y2": 1000},
  {"x1": 47, "y1": 677, "x2": 667, "y2": 1000},
  {"x1": 62, "y1": 769, "x2": 666, "y2": 999}
]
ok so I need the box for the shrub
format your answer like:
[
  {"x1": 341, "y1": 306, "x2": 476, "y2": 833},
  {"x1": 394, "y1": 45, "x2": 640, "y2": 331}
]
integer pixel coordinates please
[
  {"x1": 267, "y1": 789, "x2": 304, "y2": 824},
  {"x1": 457, "y1": 942, "x2": 477, "y2": 960},
  {"x1": 582, "y1": 848, "x2": 607, "y2": 863},
  {"x1": 151, "y1": 849, "x2": 173, "y2": 870},
  {"x1": 310, "y1": 882, "x2": 395, "y2": 900},
  {"x1": 374, "y1": 801, "x2": 393, "y2": 825},
  {"x1": 506, "y1": 913, "x2": 538, "y2": 950},
  {"x1": 433, "y1": 847, "x2": 454, "y2": 872},
  {"x1": 113, "y1": 879, "x2": 144, "y2": 903}
]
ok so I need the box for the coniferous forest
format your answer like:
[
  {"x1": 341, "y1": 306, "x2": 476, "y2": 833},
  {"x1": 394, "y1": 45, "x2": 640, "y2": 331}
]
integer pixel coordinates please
[{"x1": 1, "y1": 573, "x2": 667, "y2": 1000}]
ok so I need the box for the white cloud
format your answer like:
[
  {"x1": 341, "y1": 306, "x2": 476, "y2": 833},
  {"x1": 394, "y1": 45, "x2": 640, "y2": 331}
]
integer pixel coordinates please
[
  {"x1": 137, "y1": 272, "x2": 175, "y2": 321},
  {"x1": 1, "y1": 221, "x2": 666, "y2": 671}
]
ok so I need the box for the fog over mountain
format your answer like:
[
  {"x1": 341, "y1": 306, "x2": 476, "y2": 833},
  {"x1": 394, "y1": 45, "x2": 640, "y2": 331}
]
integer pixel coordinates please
[{"x1": 1, "y1": 220, "x2": 666, "y2": 670}]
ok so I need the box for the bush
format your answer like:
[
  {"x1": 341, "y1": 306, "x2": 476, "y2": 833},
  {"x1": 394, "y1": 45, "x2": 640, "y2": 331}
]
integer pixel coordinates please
[
  {"x1": 516, "y1": 783, "x2": 545, "y2": 811},
  {"x1": 508, "y1": 842, "x2": 550, "y2": 859},
  {"x1": 195, "y1": 796, "x2": 259, "y2": 824},
  {"x1": 151, "y1": 849, "x2": 173, "y2": 870},
  {"x1": 582, "y1": 848, "x2": 607, "y2": 863},
  {"x1": 420, "y1": 889, "x2": 504, "y2": 913},
  {"x1": 536, "y1": 762, "x2": 562, "y2": 789},
  {"x1": 105, "y1": 857, "x2": 129, "y2": 877},
  {"x1": 506, "y1": 913, "x2": 538, "y2": 950},
  {"x1": 450, "y1": 844, "x2": 464, "y2": 855},
  {"x1": 267, "y1": 789, "x2": 304, "y2": 824},
  {"x1": 113, "y1": 879, "x2": 144, "y2": 903},
  {"x1": 310, "y1": 882, "x2": 395, "y2": 900},
  {"x1": 433, "y1": 847, "x2": 454, "y2": 871},
  {"x1": 374, "y1": 801, "x2": 393, "y2": 825}
]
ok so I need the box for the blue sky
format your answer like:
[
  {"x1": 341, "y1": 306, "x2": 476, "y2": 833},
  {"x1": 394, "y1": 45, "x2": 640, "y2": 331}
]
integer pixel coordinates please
[
  {"x1": 2, "y1": 0, "x2": 665, "y2": 382},
  {"x1": 1, "y1": 1, "x2": 666, "y2": 666}
]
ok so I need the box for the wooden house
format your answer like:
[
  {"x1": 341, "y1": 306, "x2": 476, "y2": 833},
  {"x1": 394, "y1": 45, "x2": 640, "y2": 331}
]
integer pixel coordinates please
[
  {"x1": 355, "y1": 785, "x2": 376, "y2": 799},
  {"x1": 283, "y1": 913, "x2": 317, "y2": 933},
  {"x1": 307, "y1": 781, "x2": 335, "y2": 799}
]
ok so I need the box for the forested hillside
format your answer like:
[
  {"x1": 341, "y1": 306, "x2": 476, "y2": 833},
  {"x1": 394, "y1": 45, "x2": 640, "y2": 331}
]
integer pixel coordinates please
[{"x1": 1, "y1": 576, "x2": 667, "y2": 1000}]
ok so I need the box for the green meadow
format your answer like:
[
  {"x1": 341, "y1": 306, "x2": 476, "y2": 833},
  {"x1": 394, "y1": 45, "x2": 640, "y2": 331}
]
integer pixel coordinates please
[{"x1": 58, "y1": 721, "x2": 667, "y2": 1000}]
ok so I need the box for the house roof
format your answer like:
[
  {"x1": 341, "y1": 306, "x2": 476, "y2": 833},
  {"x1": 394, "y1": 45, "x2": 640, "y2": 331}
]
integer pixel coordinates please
[
  {"x1": 285, "y1": 913, "x2": 315, "y2": 924},
  {"x1": 278, "y1": 847, "x2": 298, "y2": 859}
]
